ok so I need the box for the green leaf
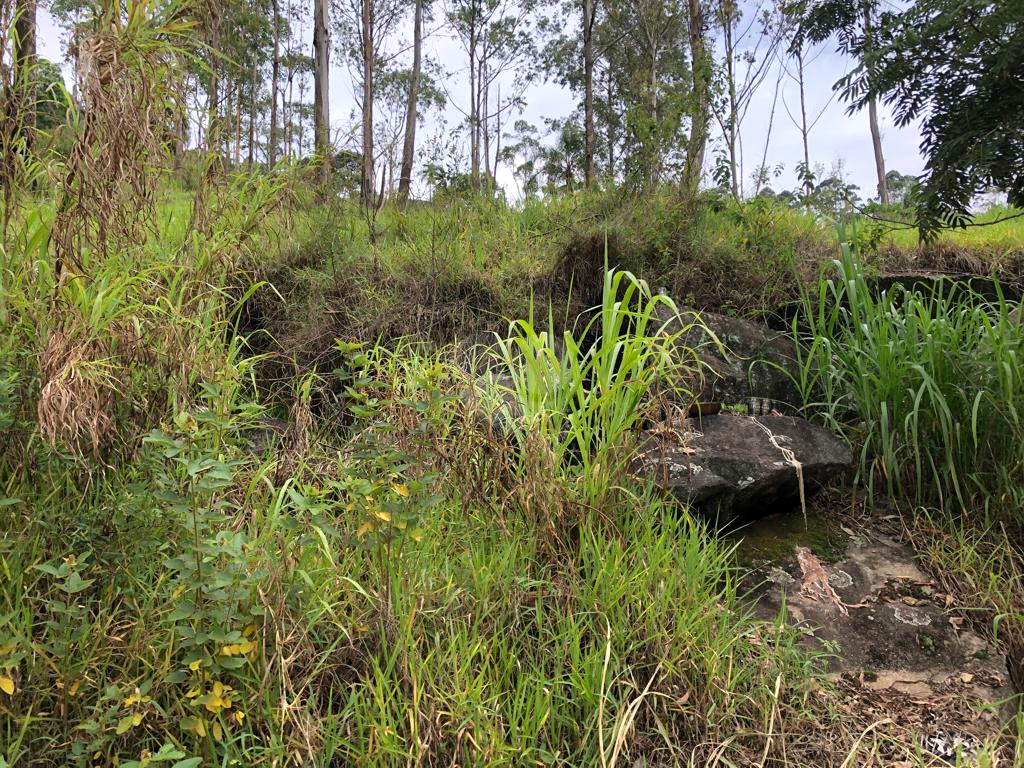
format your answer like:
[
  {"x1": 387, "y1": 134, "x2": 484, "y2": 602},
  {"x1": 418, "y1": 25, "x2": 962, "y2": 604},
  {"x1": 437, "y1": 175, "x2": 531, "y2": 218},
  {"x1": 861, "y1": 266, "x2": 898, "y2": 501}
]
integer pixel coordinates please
[
  {"x1": 62, "y1": 572, "x2": 95, "y2": 594},
  {"x1": 116, "y1": 714, "x2": 136, "y2": 734}
]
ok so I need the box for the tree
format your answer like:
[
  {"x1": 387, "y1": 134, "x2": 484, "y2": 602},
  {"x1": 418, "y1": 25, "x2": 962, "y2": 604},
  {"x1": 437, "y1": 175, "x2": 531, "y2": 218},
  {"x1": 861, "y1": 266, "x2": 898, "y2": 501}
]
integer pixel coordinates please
[
  {"x1": 268, "y1": 0, "x2": 282, "y2": 165},
  {"x1": 444, "y1": 0, "x2": 537, "y2": 189},
  {"x1": 683, "y1": 0, "x2": 711, "y2": 193},
  {"x1": 795, "y1": 0, "x2": 889, "y2": 205},
  {"x1": 11, "y1": 0, "x2": 38, "y2": 149},
  {"x1": 397, "y1": 0, "x2": 426, "y2": 204},
  {"x1": 336, "y1": 0, "x2": 405, "y2": 205},
  {"x1": 313, "y1": 0, "x2": 330, "y2": 181},
  {"x1": 603, "y1": 0, "x2": 690, "y2": 189},
  {"x1": 540, "y1": 0, "x2": 607, "y2": 185},
  {"x1": 835, "y1": 0, "x2": 1024, "y2": 236},
  {"x1": 712, "y1": 0, "x2": 785, "y2": 198},
  {"x1": 581, "y1": 0, "x2": 598, "y2": 186}
]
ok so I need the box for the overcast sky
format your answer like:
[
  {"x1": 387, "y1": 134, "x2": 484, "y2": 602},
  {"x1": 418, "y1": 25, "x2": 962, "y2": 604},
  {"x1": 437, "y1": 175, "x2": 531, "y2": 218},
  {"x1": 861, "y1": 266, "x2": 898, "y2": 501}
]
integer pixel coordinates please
[{"x1": 35, "y1": 3, "x2": 925, "y2": 201}]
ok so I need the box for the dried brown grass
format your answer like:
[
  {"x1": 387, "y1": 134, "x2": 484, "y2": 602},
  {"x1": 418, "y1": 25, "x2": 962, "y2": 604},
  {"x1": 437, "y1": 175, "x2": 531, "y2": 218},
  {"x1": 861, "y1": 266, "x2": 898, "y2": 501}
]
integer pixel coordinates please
[{"x1": 53, "y1": 5, "x2": 185, "y2": 276}]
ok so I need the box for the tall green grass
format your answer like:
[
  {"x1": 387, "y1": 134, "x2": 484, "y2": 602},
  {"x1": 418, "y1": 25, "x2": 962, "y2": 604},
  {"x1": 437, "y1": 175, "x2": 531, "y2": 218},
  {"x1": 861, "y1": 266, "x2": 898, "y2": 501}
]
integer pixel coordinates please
[
  {"x1": 488, "y1": 268, "x2": 704, "y2": 508},
  {"x1": 792, "y1": 243, "x2": 1024, "y2": 517}
]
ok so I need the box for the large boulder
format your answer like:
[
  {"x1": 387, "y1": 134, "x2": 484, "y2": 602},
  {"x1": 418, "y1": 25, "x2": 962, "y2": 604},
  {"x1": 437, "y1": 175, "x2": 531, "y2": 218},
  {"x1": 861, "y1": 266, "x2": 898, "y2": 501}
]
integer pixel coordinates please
[
  {"x1": 633, "y1": 413, "x2": 853, "y2": 525},
  {"x1": 654, "y1": 303, "x2": 804, "y2": 413}
]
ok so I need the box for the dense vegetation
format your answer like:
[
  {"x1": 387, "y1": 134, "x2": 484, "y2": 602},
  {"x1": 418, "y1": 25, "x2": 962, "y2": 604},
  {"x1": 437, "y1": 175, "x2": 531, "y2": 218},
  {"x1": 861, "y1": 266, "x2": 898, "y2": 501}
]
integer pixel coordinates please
[{"x1": 2, "y1": 0, "x2": 1024, "y2": 766}]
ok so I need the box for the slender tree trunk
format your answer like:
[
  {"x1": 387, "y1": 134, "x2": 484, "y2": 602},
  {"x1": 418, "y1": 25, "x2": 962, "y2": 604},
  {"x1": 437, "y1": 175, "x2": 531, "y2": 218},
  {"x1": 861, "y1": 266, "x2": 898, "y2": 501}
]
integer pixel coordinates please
[
  {"x1": 285, "y1": 71, "x2": 293, "y2": 160},
  {"x1": 721, "y1": 2, "x2": 739, "y2": 198},
  {"x1": 469, "y1": 27, "x2": 479, "y2": 183},
  {"x1": 683, "y1": 0, "x2": 709, "y2": 194},
  {"x1": 482, "y1": 59, "x2": 491, "y2": 190},
  {"x1": 397, "y1": 0, "x2": 423, "y2": 206},
  {"x1": 13, "y1": 0, "x2": 36, "y2": 149},
  {"x1": 582, "y1": 0, "x2": 596, "y2": 187},
  {"x1": 269, "y1": 0, "x2": 281, "y2": 166},
  {"x1": 606, "y1": 67, "x2": 614, "y2": 177},
  {"x1": 234, "y1": 84, "x2": 243, "y2": 166},
  {"x1": 205, "y1": 3, "x2": 222, "y2": 156},
  {"x1": 796, "y1": 46, "x2": 812, "y2": 199},
  {"x1": 359, "y1": 0, "x2": 374, "y2": 206},
  {"x1": 492, "y1": 83, "x2": 501, "y2": 182},
  {"x1": 648, "y1": 39, "x2": 660, "y2": 188},
  {"x1": 867, "y1": 97, "x2": 888, "y2": 204},
  {"x1": 247, "y1": 61, "x2": 256, "y2": 169},
  {"x1": 863, "y1": 5, "x2": 888, "y2": 204},
  {"x1": 313, "y1": 0, "x2": 331, "y2": 184}
]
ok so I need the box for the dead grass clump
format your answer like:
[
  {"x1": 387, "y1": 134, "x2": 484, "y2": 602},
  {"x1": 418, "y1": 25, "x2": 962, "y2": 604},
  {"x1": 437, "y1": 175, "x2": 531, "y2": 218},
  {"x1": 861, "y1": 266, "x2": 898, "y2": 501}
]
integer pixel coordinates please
[
  {"x1": 54, "y1": 4, "x2": 188, "y2": 274},
  {"x1": 543, "y1": 231, "x2": 628, "y2": 316},
  {"x1": 36, "y1": 329, "x2": 118, "y2": 457}
]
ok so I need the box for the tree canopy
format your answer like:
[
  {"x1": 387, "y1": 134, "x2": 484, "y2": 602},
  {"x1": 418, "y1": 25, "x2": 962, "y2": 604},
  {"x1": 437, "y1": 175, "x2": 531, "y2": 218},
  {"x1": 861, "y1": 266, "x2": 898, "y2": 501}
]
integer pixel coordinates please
[{"x1": 827, "y1": 0, "x2": 1024, "y2": 237}]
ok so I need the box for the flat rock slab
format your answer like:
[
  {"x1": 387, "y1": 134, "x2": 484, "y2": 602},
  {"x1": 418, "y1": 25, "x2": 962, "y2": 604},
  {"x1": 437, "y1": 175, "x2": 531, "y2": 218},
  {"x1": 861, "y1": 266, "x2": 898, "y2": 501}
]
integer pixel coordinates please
[
  {"x1": 633, "y1": 413, "x2": 853, "y2": 525},
  {"x1": 738, "y1": 520, "x2": 1016, "y2": 754}
]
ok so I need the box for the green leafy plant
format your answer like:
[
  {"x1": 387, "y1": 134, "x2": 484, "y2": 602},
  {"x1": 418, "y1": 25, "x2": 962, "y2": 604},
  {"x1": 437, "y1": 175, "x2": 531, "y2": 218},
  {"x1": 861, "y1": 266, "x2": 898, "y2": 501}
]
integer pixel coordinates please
[
  {"x1": 793, "y1": 239, "x2": 1024, "y2": 516},
  {"x1": 487, "y1": 267, "x2": 706, "y2": 517}
]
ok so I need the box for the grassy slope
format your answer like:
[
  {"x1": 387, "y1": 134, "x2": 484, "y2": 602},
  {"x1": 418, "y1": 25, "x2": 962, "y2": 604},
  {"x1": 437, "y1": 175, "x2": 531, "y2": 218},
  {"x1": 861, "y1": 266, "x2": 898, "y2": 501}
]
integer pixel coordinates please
[{"x1": 3, "y1": 174, "x2": 1023, "y2": 767}]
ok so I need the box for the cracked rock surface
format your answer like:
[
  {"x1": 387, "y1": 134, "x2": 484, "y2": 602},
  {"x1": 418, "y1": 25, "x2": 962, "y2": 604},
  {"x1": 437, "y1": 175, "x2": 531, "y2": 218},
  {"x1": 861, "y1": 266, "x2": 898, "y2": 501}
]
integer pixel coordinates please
[{"x1": 633, "y1": 413, "x2": 854, "y2": 525}]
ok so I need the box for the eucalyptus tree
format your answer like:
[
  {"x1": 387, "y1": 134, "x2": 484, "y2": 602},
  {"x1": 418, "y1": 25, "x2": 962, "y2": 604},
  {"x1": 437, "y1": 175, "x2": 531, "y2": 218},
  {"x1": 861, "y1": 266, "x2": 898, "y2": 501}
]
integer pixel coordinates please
[
  {"x1": 712, "y1": 0, "x2": 785, "y2": 198},
  {"x1": 603, "y1": 0, "x2": 691, "y2": 188},
  {"x1": 397, "y1": 0, "x2": 427, "y2": 204},
  {"x1": 335, "y1": 0, "x2": 406, "y2": 204},
  {"x1": 375, "y1": 62, "x2": 445, "y2": 197},
  {"x1": 683, "y1": 0, "x2": 712, "y2": 193},
  {"x1": 313, "y1": 0, "x2": 330, "y2": 180},
  {"x1": 502, "y1": 115, "x2": 586, "y2": 195},
  {"x1": 540, "y1": 0, "x2": 608, "y2": 186},
  {"x1": 11, "y1": 0, "x2": 37, "y2": 146},
  {"x1": 444, "y1": 0, "x2": 538, "y2": 188},
  {"x1": 794, "y1": 0, "x2": 889, "y2": 204}
]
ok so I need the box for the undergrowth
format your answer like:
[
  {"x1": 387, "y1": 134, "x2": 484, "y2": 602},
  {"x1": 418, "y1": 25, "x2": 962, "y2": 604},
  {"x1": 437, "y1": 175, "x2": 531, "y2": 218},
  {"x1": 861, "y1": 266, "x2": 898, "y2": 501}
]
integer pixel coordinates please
[{"x1": 3, "y1": 4, "x2": 1024, "y2": 766}]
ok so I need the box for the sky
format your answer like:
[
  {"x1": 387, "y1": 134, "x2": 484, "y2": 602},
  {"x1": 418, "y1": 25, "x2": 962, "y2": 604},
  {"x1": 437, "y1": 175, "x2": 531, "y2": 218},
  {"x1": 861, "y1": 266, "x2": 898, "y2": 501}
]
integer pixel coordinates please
[{"x1": 34, "y1": 3, "x2": 926, "y2": 202}]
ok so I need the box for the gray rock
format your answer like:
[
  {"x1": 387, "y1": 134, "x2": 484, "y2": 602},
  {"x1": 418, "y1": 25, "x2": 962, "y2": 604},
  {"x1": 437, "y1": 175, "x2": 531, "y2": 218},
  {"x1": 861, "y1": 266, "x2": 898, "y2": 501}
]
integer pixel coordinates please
[
  {"x1": 738, "y1": 525, "x2": 1016, "y2": 731},
  {"x1": 654, "y1": 303, "x2": 804, "y2": 412},
  {"x1": 633, "y1": 413, "x2": 853, "y2": 525}
]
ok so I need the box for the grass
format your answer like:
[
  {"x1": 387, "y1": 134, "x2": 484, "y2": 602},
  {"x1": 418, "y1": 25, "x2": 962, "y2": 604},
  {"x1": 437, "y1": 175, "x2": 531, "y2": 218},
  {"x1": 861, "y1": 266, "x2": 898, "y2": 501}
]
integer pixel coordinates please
[
  {"x1": 3, "y1": 152, "x2": 1023, "y2": 763},
  {"x1": 880, "y1": 205, "x2": 1024, "y2": 269},
  {"x1": 2, "y1": 5, "x2": 1023, "y2": 759},
  {"x1": 791, "y1": 242, "x2": 1024, "y2": 516},
  {"x1": 790, "y1": 240, "x2": 1024, "y2": 739}
]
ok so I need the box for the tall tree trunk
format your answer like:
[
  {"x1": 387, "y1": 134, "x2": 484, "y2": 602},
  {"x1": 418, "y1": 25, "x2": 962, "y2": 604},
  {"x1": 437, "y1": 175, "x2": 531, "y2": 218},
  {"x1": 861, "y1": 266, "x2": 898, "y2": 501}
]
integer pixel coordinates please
[
  {"x1": 285, "y1": 69, "x2": 293, "y2": 160},
  {"x1": 13, "y1": 0, "x2": 37, "y2": 150},
  {"x1": 313, "y1": 0, "x2": 331, "y2": 184},
  {"x1": 205, "y1": 2, "x2": 222, "y2": 155},
  {"x1": 683, "y1": 0, "x2": 709, "y2": 194},
  {"x1": 867, "y1": 96, "x2": 888, "y2": 204},
  {"x1": 796, "y1": 46, "x2": 812, "y2": 200},
  {"x1": 359, "y1": 0, "x2": 374, "y2": 206},
  {"x1": 469, "y1": 26, "x2": 479, "y2": 184},
  {"x1": 721, "y1": 1, "x2": 739, "y2": 198},
  {"x1": 247, "y1": 60, "x2": 257, "y2": 169},
  {"x1": 606, "y1": 67, "x2": 614, "y2": 177},
  {"x1": 863, "y1": 4, "x2": 888, "y2": 204},
  {"x1": 582, "y1": 0, "x2": 596, "y2": 187},
  {"x1": 269, "y1": 0, "x2": 281, "y2": 166},
  {"x1": 482, "y1": 58, "x2": 490, "y2": 191},
  {"x1": 397, "y1": 0, "x2": 423, "y2": 206},
  {"x1": 234, "y1": 83, "x2": 243, "y2": 166},
  {"x1": 492, "y1": 83, "x2": 500, "y2": 182}
]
